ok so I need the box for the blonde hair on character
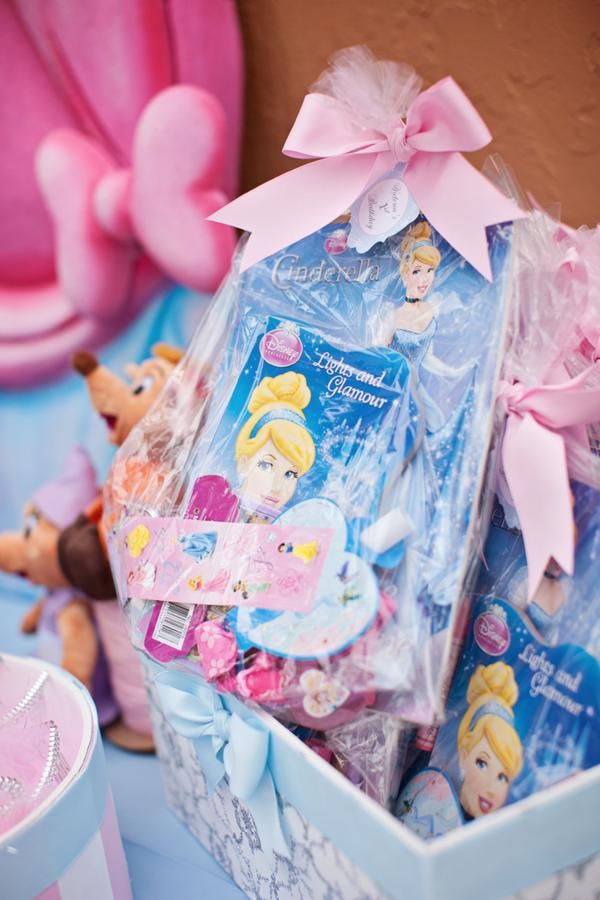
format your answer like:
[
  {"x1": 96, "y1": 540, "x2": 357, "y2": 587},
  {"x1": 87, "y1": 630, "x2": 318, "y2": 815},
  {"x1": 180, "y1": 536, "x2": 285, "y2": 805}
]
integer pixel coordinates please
[
  {"x1": 235, "y1": 372, "x2": 315, "y2": 474},
  {"x1": 399, "y1": 221, "x2": 441, "y2": 275},
  {"x1": 456, "y1": 662, "x2": 523, "y2": 781}
]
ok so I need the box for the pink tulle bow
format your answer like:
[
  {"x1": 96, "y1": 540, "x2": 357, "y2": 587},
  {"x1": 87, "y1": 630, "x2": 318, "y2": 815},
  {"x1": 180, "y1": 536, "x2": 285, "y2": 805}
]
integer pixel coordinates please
[
  {"x1": 499, "y1": 364, "x2": 600, "y2": 599},
  {"x1": 209, "y1": 70, "x2": 523, "y2": 279},
  {"x1": 35, "y1": 85, "x2": 235, "y2": 320}
]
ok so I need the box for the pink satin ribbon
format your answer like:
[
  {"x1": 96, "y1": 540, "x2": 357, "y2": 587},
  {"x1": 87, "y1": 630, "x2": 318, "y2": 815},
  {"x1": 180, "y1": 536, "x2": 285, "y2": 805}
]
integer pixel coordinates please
[
  {"x1": 500, "y1": 364, "x2": 600, "y2": 599},
  {"x1": 209, "y1": 76, "x2": 523, "y2": 278}
]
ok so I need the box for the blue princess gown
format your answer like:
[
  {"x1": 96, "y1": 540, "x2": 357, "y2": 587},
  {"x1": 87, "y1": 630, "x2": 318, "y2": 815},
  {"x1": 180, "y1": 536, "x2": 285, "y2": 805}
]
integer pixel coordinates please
[
  {"x1": 384, "y1": 314, "x2": 477, "y2": 645},
  {"x1": 390, "y1": 318, "x2": 445, "y2": 433}
]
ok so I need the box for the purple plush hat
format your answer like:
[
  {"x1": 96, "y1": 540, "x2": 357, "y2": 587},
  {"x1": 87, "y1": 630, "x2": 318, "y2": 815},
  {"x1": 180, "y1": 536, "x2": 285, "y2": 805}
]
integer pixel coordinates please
[{"x1": 31, "y1": 447, "x2": 99, "y2": 529}]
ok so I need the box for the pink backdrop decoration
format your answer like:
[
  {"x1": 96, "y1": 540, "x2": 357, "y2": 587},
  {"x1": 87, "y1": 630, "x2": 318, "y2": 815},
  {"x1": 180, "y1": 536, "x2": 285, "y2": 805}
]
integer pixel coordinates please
[{"x1": 0, "y1": 0, "x2": 243, "y2": 388}]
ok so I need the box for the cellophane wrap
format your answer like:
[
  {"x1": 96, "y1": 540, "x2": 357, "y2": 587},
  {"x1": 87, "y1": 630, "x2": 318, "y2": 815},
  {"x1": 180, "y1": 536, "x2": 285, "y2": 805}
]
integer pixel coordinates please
[
  {"x1": 495, "y1": 200, "x2": 600, "y2": 517},
  {"x1": 324, "y1": 711, "x2": 411, "y2": 809},
  {"x1": 396, "y1": 189, "x2": 600, "y2": 840},
  {"x1": 484, "y1": 194, "x2": 600, "y2": 649},
  {"x1": 397, "y1": 481, "x2": 600, "y2": 840},
  {"x1": 107, "y1": 187, "x2": 515, "y2": 731}
]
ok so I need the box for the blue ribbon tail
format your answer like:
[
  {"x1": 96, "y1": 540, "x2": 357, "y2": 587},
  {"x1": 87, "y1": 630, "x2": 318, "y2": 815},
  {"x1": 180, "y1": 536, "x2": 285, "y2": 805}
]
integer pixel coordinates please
[
  {"x1": 246, "y1": 770, "x2": 289, "y2": 857},
  {"x1": 194, "y1": 736, "x2": 226, "y2": 794}
]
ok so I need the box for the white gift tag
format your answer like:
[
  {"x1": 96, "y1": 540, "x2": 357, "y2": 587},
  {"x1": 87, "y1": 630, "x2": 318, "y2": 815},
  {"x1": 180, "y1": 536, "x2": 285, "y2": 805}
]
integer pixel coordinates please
[{"x1": 348, "y1": 165, "x2": 419, "y2": 253}]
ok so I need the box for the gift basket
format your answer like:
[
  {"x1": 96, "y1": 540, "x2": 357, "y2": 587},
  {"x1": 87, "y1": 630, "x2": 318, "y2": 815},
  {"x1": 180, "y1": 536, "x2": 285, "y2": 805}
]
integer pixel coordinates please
[
  {"x1": 107, "y1": 48, "x2": 521, "y2": 733},
  {"x1": 0, "y1": 654, "x2": 131, "y2": 899}
]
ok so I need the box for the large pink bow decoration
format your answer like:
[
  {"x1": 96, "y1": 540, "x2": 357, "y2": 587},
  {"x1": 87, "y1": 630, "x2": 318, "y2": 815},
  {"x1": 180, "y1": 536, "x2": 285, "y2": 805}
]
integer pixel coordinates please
[
  {"x1": 209, "y1": 77, "x2": 523, "y2": 278},
  {"x1": 35, "y1": 86, "x2": 236, "y2": 320},
  {"x1": 500, "y1": 365, "x2": 600, "y2": 599}
]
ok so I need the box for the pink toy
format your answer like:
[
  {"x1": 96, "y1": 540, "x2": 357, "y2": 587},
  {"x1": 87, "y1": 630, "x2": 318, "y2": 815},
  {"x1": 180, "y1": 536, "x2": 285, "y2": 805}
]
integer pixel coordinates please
[
  {"x1": 195, "y1": 619, "x2": 238, "y2": 681},
  {"x1": 0, "y1": 1, "x2": 242, "y2": 388},
  {"x1": 185, "y1": 594, "x2": 396, "y2": 730}
]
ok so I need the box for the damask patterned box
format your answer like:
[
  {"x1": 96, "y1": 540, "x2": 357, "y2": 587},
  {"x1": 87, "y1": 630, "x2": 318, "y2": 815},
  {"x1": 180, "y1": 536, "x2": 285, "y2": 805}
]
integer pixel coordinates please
[{"x1": 143, "y1": 663, "x2": 600, "y2": 900}]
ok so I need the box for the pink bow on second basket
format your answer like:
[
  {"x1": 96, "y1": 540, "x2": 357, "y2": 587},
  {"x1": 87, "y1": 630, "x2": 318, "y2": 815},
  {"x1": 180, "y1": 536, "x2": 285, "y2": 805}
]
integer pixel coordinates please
[
  {"x1": 501, "y1": 364, "x2": 600, "y2": 599},
  {"x1": 36, "y1": 85, "x2": 236, "y2": 320},
  {"x1": 210, "y1": 73, "x2": 523, "y2": 279}
]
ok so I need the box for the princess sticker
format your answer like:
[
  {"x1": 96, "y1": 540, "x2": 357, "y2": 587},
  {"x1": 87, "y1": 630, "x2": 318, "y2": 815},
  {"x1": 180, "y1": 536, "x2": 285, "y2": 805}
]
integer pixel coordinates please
[
  {"x1": 126, "y1": 523, "x2": 150, "y2": 558},
  {"x1": 127, "y1": 516, "x2": 333, "y2": 615},
  {"x1": 232, "y1": 579, "x2": 271, "y2": 601},
  {"x1": 178, "y1": 531, "x2": 218, "y2": 562},
  {"x1": 277, "y1": 540, "x2": 320, "y2": 564},
  {"x1": 127, "y1": 560, "x2": 156, "y2": 589}
]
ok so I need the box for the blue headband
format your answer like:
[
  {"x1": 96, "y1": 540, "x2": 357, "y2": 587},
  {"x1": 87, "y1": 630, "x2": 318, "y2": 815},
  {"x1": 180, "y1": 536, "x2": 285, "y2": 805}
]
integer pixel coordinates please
[
  {"x1": 468, "y1": 701, "x2": 514, "y2": 733},
  {"x1": 248, "y1": 408, "x2": 307, "y2": 440}
]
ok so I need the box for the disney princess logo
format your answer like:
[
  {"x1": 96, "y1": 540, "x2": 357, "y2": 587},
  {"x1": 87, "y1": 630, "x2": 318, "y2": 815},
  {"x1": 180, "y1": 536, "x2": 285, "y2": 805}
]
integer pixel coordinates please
[
  {"x1": 474, "y1": 610, "x2": 510, "y2": 656},
  {"x1": 260, "y1": 329, "x2": 303, "y2": 367}
]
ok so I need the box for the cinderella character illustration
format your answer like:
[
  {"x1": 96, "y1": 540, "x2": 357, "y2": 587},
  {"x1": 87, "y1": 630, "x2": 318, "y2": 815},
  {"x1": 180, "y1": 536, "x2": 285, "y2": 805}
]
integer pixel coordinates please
[
  {"x1": 235, "y1": 371, "x2": 316, "y2": 521},
  {"x1": 389, "y1": 220, "x2": 441, "y2": 342},
  {"x1": 374, "y1": 220, "x2": 486, "y2": 640},
  {"x1": 385, "y1": 219, "x2": 476, "y2": 435},
  {"x1": 397, "y1": 662, "x2": 523, "y2": 838}
]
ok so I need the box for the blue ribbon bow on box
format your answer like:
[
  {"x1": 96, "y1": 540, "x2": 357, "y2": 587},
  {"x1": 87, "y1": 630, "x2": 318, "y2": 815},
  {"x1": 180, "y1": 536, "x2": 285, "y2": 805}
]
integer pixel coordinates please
[{"x1": 155, "y1": 670, "x2": 289, "y2": 856}]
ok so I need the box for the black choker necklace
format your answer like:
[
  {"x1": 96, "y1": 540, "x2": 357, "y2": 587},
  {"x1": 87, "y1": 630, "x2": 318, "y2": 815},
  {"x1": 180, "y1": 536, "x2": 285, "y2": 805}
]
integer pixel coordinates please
[{"x1": 405, "y1": 297, "x2": 420, "y2": 304}]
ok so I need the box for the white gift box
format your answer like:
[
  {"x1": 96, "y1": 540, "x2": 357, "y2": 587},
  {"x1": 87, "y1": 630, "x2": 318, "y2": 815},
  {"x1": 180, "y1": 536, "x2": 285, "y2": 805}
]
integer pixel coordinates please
[
  {"x1": 0, "y1": 654, "x2": 131, "y2": 900},
  {"x1": 144, "y1": 662, "x2": 600, "y2": 900}
]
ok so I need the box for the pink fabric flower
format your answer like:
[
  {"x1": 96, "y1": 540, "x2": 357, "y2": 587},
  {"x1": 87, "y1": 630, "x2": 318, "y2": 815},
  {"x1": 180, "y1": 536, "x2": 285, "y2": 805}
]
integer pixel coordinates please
[{"x1": 195, "y1": 621, "x2": 238, "y2": 682}]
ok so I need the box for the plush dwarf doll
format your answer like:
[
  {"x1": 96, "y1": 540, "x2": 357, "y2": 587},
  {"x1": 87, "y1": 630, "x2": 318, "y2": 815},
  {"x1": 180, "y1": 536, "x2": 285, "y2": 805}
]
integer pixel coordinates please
[
  {"x1": 58, "y1": 507, "x2": 156, "y2": 752},
  {"x1": 0, "y1": 447, "x2": 117, "y2": 727},
  {"x1": 0, "y1": 442, "x2": 156, "y2": 751},
  {"x1": 54, "y1": 343, "x2": 185, "y2": 749}
]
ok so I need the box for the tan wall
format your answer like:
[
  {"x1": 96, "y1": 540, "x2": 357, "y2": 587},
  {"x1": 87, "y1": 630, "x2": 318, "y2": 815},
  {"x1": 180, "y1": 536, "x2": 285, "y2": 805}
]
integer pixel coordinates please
[{"x1": 237, "y1": 0, "x2": 600, "y2": 227}]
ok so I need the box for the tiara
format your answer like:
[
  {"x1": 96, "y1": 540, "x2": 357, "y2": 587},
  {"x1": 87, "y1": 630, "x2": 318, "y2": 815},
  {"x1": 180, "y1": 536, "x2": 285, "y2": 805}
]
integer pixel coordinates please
[
  {"x1": 248, "y1": 407, "x2": 308, "y2": 440},
  {"x1": 410, "y1": 238, "x2": 434, "y2": 252},
  {"x1": 468, "y1": 700, "x2": 514, "y2": 733}
]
